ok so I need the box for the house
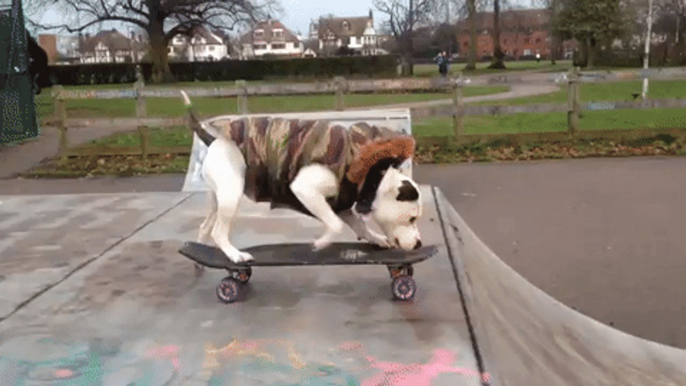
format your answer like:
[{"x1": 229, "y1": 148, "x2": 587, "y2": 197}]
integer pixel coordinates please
[
  {"x1": 455, "y1": 8, "x2": 577, "y2": 60},
  {"x1": 168, "y1": 26, "x2": 228, "y2": 62},
  {"x1": 310, "y1": 10, "x2": 387, "y2": 56},
  {"x1": 78, "y1": 29, "x2": 146, "y2": 64},
  {"x1": 238, "y1": 18, "x2": 303, "y2": 59}
]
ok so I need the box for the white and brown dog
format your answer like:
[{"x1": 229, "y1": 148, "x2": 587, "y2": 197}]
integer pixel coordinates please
[{"x1": 180, "y1": 91, "x2": 424, "y2": 264}]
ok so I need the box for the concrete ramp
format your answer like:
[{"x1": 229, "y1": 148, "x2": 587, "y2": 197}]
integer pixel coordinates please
[{"x1": 433, "y1": 187, "x2": 686, "y2": 385}]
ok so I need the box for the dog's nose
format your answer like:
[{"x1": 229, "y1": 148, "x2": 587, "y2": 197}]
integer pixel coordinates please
[{"x1": 414, "y1": 240, "x2": 422, "y2": 250}]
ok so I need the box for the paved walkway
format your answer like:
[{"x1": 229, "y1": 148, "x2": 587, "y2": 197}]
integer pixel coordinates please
[{"x1": 0, "y1": 71, "x2": 560, "y2": 179}]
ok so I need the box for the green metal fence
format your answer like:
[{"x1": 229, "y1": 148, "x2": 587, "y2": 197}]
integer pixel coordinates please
[{"x1": 0, "y1": 0, "x2": 39, "y2": 144}]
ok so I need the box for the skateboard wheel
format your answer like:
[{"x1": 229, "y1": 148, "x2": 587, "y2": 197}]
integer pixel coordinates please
[
  {"x1": 392, "y1": 275, "x2": 417, "y2": 301},
  {"x1": 216, "y1": 277, "x2": 241, "y2": 303}
]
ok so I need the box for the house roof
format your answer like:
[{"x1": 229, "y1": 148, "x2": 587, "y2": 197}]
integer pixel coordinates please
[
  {"x1": 456, "y1": 8, "x2": 551, "y2": 33},
  {"x1": 171, "y1": 26, "x2": 224, "y2": 45},
  {"x1": 239, "y1": 19, "x2": 300, "y2": 45},
  {"x1": 317, "y1": 16, "x2": 372, "y2": 38},
  {"x1": 78, "y1": 29, "x2": 145, "y2": 53},
  {"x1": 190, "y1": 26, "x2": 223, "y2": 45}
]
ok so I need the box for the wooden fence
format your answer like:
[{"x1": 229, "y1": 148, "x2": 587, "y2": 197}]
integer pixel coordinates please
[{"x1": 51, "y1": 67, "x2": 686, "y2": 159}]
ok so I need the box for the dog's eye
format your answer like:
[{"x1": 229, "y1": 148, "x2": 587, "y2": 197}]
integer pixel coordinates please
[{"x1": 409, "y1": 216, "x2": 417, "y2": 224}]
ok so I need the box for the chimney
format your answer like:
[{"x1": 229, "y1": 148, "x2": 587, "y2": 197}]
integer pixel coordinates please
[{"x1": 369, "y1": 9, "x2": 373, "y2": 20}]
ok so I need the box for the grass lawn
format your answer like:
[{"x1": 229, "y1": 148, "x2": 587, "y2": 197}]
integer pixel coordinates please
[
  {"x1": 414, "y1": 60, "x2": 573, "y2": 77},
  {"x1": 472, "y1": 79, "x2": 686, "y2": 106},
  {"x1": 413, "y1": 79, "x2": 686, "y2": 136},
  {"x1": 34, "y1": 84, "x2": 508, "y2": 121}
]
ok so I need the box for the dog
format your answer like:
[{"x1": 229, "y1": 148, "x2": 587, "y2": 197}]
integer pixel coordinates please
[{"x1": 180, "y1": 91, "x2": 424, "y2": 265}]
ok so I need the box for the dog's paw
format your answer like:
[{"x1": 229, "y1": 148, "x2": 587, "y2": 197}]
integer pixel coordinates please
[
  {"x1": 313, "y1": 234, "x2": 336, "y2": 251},
  {"x1": 226, "y1": 251, "x2": 254, "y2": 264}
]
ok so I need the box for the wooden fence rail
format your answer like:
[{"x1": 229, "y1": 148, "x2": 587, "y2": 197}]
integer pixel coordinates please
[{"x1": 51, "y1": 67, "x2": 686, "y2": 158}]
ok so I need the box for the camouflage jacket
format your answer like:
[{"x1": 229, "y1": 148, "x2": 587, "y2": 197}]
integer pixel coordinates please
[{"x1": 207, "y1": 116, "x2": 415, "y2": 217}]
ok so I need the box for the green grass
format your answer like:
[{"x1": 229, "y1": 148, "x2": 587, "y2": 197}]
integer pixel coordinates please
[
  {"x1": 413, "y1": 79, "x2": 686, "y2": 137},
  {"x1": 472, "y1": 79, "x2": 686, "y2": 106},
  {"x1": 414, "y1": 109, "x2": 686, "y2": 137},
  {"x1": 34, "y1": 84, "x2": 508, "y2": 120},
  {"x1": 414, "y1": 60, "x2": 573, "y2": 77}
]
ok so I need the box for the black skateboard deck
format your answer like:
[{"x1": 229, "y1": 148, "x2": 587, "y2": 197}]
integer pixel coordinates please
[{"x1": 178, "y1": 241, "x2": 439, "y2": 269}]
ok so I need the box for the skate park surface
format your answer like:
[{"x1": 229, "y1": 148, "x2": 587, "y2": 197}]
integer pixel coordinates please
[{"x1": 2, "y1": 147, "x2": 686, "y2": 384}]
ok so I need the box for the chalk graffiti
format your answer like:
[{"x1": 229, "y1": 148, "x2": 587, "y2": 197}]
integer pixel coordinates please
[
  {"x1": 0, "y1": 338, "x2": 180, "y2": 386},
  {"x1": 1, "y1": 337, "x2": 491, "y2": 386},
  {"x1": 340, "y1": 342, "x2": 492, "y2": 386}
]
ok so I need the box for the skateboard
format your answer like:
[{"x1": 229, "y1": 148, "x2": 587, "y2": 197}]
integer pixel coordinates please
[{"x1": 178, "y1": 241, "x2": 439, "y2": 303}]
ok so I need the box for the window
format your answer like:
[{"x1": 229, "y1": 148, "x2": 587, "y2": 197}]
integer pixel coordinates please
[
  {"x1": 535, "y1": 38, "x2": 541, "y2": 44},
  {"x1": 342, "y1": 21, "x2": 350, "y2": 31},
  {"x1": 463, "y1": 41, "x2": 468, "y2": 47},
  {"x1": 209, "y1": 45, "x2": 215, "y2": 51},
  {"x1": 524, "y1": 37, "x2": 531, "y2": 44},
  {"x1": 253, "y1": 43, "x2": 267, "y2": 50},
  {"x1": 523, "y1": 49, "x2": 532, "y2": 55},
  {"x1": 273, "y1": 29, "x2": 283, "y2": 38},
  {"x1": 254, "y1": 29, "x2": 264, "y2": 38},
  {"x1": 272, "y1": 43, "x2": 286, "y2": 49}
]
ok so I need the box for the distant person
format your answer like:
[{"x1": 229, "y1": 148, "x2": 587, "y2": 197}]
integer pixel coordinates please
[
  {"x1": 434, "y1": 51, "x2": 451, "y2": 77},
  {"x1": 536, "y1": 53, "x2": 541, "y2": 63}
]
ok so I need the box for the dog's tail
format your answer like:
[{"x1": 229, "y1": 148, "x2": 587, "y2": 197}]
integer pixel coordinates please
[{"x1": 180, "y1": 90, "x2": 216, "y2": 147}]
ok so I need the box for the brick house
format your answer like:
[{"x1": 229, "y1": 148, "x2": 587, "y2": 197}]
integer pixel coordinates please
[
  {"x1": 456, "y1": 8, "x2": 577, "y2": 60},
  {"x1": 38, "y1": 34, "x2": 58, "y2": 64}
]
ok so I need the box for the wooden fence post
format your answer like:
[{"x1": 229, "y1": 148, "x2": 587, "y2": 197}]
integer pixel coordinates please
[
  {"x1": 52, "y1": 85, "x2": 68, "y2": 161},
  {"x1": 236, "y1": 80, "x2": 249, "y2": 114},
  {"x1": 452, "y1": 76, "x2": 465, "y2": 139},
  {"x1": 334, "y1": 76, "x2": 346, "y2": 111},
  {"x1": 567, "y1": 66, "x2": 581, "y2": 136},
  {"x1": 134, "y1": 79, "x2": 149, "y2": 158}
]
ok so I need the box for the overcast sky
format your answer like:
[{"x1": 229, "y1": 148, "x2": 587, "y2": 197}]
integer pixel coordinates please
[{"x1": 31, "y1": 0, "x2": 533, "y2": 38}]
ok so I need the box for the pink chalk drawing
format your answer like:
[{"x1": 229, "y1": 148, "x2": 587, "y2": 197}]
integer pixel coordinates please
[
  {"x1": 340, "y1": 342, "x2": 491, "y2": 386},
  {"x1": 146, "y1": 345, "x2": 181, "y2": 371},
  {"x1": 54, "y1": 369, "x2": 74, "y2": 378}
]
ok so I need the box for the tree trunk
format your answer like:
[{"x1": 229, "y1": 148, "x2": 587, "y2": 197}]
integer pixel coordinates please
[
  {"x1": 587, "y1": 36, "x2": 596, "y2": 69},
  {"x1": 488, "y1": 0, "x2": 506, "y2": 69},
  {"x1": 406, "y1": 0, "x2": 415, "y2": 76},
  {"x1": 465, "y1": 0, "x2": 477, "y2": 70},
  {"x1": 550, "y1": 0, "x2": 558, "y2": 65},
  {"x1": 148, "y1": 20, "x2": 174, "y2": 84}
]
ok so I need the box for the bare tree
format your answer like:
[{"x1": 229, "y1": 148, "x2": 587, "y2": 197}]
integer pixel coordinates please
[
  {"x1": 373, "y1": 0, "x2": 439, "y2": 76},
  {"x1": 487, "y1": 0, "x2": 505, "y2": 68},
  {"x1": 464, "y1": 0, "x2": 478, "y2": 70},
  {"x1": 27, "y1": 0, "x2": 280, "y2": 83}
]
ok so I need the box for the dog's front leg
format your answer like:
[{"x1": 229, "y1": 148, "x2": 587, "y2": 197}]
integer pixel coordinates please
[
  {"x1": 338, "y1": 209, "x2": 391, "y2": 248},
  {"x1": 290, "y1": 165, "x2": 346, "y2": 250}
]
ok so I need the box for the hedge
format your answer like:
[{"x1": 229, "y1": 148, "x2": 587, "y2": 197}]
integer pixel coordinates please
[{"x1": 48, "y1": 55, "x2": 400, "y2": 85}]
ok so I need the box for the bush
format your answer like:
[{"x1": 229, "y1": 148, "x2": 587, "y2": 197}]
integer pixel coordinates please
[{"x1": 47, "y1": 55, "x2": 400, "y2": 86}]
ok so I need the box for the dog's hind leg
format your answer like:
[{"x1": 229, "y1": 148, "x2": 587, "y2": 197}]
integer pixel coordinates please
[
  {"x1": 205, "y1": 139, "x2": 254, "y2": 264},
  {"x1": 194, "y1": 189, "x2": 218, "y2": 275},
  {"x1": 198, "y1": 189, "x2": 218, "y2": 244},
  {"x1": 290, "y1": 164, "x2": 345, "y2": 251}
]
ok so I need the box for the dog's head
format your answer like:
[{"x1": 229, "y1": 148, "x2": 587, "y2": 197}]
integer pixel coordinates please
[
  {"x1": 354, "y1": 165, "x2": 423, "y2": 251},
  {"x1": 371, "y1": 167, "x2": 423, "y2": 250}
]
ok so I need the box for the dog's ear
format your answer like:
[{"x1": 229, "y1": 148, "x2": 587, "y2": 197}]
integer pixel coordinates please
[{"x1": 396, "y1": 180, "x2": 419, "y2": 202}]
